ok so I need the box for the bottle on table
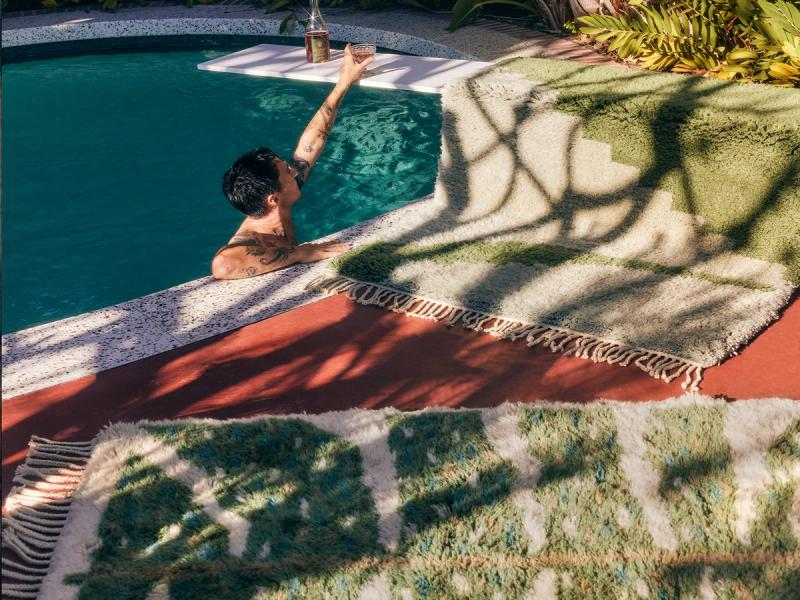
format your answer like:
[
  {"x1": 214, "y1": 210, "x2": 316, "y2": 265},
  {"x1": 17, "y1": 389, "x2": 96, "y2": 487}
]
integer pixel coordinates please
[{"x1": 304, "y1": 0, "x2": 330, "y2": 64}]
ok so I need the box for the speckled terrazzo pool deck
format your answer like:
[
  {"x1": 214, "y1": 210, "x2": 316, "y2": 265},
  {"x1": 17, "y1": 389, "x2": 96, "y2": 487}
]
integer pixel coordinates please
[
  {"x1": 1, "y1": 7, "x2": 612, "y2": 400},
  {"x1": 2, "y1": 195, "x2": 444, "y2": 399}
]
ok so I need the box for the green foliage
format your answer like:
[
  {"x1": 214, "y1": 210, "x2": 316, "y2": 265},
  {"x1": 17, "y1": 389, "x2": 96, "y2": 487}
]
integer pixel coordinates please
[
  {"x1": 579, "y1": 0, "x2": 800, "y2": 85},
  {"x1": 447, "y1": 0, "x2": 574, "y2": 30},
  {"x1": 395, "y1": 0, "x2": 453, "y2": 9},
  {"x1": 563, "y1": 18, "x2": 580, "y2": 32},
  {"x1": 449, "y1": 0, "x2": 541, "y2": 30},
  {"x1": 261, "y1": 0, "x2": 291, "y2": 11},
  {"x1": 278, "y1": 12, "x2": 302, "y2": 34},
  {"x1": 270, "y1": 0, "x2": 390, "y2": 35},
  {"x1": 356, "y1": 0, "x2": 390, "y2": 8}
]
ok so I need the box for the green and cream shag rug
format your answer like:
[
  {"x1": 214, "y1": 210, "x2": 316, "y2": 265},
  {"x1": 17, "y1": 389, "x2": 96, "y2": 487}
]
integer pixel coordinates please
[
  {"x1": 310, "y1": 59, "x2": 799, "y2": 391},
  {"x1": 3, "y1": 396, "x2": 800, "y2": 599}
]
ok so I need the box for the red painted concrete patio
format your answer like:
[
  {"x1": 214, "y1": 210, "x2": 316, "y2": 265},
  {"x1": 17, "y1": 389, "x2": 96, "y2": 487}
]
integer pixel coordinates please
[{"x1": 4, "y1": 291, "x2": 799, "y2": 505}]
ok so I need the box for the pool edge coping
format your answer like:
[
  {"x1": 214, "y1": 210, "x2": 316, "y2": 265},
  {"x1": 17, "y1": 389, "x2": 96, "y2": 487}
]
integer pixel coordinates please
[{"x1": 2, "y1": 195, "x2": 440, "y2": 400}]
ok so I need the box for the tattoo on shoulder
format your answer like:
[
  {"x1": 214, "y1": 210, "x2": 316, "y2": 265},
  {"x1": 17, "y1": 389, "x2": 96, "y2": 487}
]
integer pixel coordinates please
[
  {"x1": 245, "y1": 245, "x2": 268, "y2": 256},
  {"x1": 227, "y1": 227, "x2": 286, "y2": 256},
  {"x1": 259, "y1": 246, "x2": 294, "y2": 266},
  {"x1": 320, "y1": 105, "x2": 334, "y2": 130},
  {"x1": 225, "y1": 232, "x2": 270, "y2": 256}
]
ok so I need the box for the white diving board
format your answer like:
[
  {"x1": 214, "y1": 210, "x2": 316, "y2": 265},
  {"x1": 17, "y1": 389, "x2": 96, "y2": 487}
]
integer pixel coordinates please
[{"x1": 197, "y1": 44, "x2": 491, "y2": 94}]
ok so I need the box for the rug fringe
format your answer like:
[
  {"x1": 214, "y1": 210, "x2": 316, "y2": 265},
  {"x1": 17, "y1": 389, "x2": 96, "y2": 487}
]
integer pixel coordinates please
[
  {"x1": 2, "y1": 438, "x2": 93, "y2": 599},
  {"x1": 309, "y1": 275, "x2": 704, "y2": 391}
]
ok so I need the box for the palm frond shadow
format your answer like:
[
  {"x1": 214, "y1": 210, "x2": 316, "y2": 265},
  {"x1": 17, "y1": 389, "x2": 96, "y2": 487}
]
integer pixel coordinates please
[{"x1": 48, "y1": 412, "x2": 800, "y2": 597}]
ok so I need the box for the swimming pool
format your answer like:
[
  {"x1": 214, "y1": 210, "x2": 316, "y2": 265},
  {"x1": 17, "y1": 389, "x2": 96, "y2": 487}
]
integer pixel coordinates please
[{"x1": 2, "y1": 42, "x2": 442, "y2": 333}]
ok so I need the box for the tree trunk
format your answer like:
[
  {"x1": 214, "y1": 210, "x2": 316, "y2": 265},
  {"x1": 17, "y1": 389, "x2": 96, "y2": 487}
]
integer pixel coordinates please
[{"x1": 569, "y1": 0, "x2": 604, "y2": 18}]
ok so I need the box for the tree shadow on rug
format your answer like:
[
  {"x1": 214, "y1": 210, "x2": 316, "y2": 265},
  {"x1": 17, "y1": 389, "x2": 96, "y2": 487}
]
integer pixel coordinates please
[{"x1": 325, "y1": 62, "x2": 797, "y2": 385}]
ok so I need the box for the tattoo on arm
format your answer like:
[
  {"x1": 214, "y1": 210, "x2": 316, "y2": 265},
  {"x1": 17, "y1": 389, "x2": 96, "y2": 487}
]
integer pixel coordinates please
[
  {"x1": 317, "y1": 104, "x2": 335, "y2": 134},
  {"x1": 259, "y1": 246, "x2": 295, "y2": 266},
  {"x1": 289, "y1": 157, "x2": 311, "y2": 185},
  {"x1": 241, "y1": 266, "x2": 258, "y2": 277},
  {"x1": 292, "y1": 96, "x2": 339, "y2": 185}
]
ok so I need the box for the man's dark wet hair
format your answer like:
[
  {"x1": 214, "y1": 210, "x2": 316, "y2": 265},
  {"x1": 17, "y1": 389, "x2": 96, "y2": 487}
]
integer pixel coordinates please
[{"x1": 222, "y1": 147, "x2": 282, "y2": 217}]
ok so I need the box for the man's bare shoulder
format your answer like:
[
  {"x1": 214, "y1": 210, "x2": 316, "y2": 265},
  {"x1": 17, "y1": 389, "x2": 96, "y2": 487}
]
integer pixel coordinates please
[
  {"x1": 218, "y1": 229, "x2": 290, "y2": 256},
  {"x1": 212, "y1": 228, "x2": 298, "y2": 280}
]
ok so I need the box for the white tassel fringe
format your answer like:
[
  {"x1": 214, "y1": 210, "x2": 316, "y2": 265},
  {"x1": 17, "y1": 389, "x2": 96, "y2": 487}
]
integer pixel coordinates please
[
  {"x1": 309, "y1": 275, "x2": 704, "y2": 391},
  {"x1": 2, "y1": 438, "x2": 93, "y2": 599}
]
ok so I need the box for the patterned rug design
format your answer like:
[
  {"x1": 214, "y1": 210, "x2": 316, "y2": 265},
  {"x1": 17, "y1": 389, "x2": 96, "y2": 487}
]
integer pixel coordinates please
[
  {"x1": 310, "y1": 63, "x2": 796, "y2": 390},
  {"x1": 3, "y1": 397, "x2": 799, "y2": 599}
]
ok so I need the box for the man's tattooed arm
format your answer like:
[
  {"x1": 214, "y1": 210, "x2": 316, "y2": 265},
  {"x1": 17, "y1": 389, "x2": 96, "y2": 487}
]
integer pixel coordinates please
[
  {"x1": 290, "y1": 84, "x2": 348, "y2": 184},
  {"x1": 259, "y1": 246, "x2": 294, "y2": 266}
]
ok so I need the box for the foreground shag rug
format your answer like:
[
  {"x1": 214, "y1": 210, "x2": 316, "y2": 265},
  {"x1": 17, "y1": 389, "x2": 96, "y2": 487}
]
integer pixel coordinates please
[
  {"x1": 310, "y1": 63, "x2": 796, "y2": 390},
  {"x1": 3, "y1": 397, "x2": 799, "y2": 599}
]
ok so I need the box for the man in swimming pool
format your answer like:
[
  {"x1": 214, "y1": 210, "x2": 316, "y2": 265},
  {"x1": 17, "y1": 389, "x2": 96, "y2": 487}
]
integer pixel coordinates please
[{"x1": 212, "y1": 44, "x2": 374, "y2": 280}]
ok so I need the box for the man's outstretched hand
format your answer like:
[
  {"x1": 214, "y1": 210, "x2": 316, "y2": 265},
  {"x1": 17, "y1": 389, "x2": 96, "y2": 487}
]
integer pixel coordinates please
[{"x1": 337, "y1": 43, "x2": 374, "y2": 88}]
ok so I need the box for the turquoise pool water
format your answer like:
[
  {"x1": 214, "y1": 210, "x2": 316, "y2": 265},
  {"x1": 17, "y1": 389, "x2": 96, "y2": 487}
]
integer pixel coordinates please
[{"x1": 2, "y1": 46, "x2": 442, "y2": 333}]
